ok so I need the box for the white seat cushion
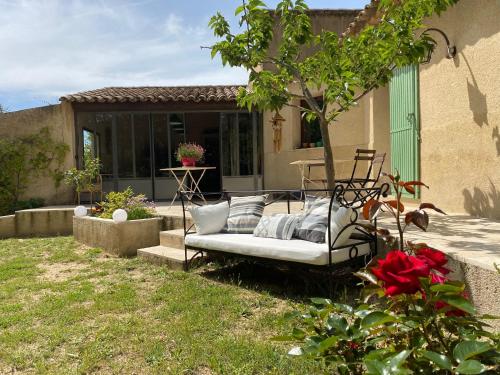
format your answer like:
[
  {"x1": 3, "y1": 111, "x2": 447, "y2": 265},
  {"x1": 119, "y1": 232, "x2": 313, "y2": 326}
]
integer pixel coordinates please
[{"x1": 184, "y1": 233, "x2": 371, "y2": 266}]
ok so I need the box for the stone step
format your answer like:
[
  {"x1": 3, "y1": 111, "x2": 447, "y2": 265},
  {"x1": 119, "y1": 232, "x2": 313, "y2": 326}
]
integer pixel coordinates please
[
  {"x1": 137, "y1": 245, "x2": 202, "y2": 271},
  {"x1": 160, "y1": 215, "x2": 194, "y2": 230},
  {"x1": 159, "y1": 229, "x2": 186, "y2": 249}
]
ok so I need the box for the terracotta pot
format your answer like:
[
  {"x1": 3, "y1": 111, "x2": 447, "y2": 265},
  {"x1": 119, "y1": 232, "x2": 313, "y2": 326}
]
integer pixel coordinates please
[{"x1": 181, "y1": 157, "x2": 196, "y2": 167}]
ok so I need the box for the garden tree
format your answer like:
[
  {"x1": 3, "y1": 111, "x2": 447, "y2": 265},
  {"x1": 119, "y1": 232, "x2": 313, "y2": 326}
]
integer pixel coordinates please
[{"x1": 209, "y1": 0, "x2": 459, "y2": 188}]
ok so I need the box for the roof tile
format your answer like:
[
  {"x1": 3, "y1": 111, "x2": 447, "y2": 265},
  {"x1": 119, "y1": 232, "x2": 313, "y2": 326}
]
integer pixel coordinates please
[{"x1": 60, "y1": 85, "x2": 245, "y2": 104}]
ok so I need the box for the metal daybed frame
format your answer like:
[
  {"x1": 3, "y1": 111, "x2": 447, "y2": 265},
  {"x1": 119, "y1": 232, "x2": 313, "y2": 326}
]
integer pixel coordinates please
[{"x1": 179, "y1": 184, "x2": 389, "y2": 294}]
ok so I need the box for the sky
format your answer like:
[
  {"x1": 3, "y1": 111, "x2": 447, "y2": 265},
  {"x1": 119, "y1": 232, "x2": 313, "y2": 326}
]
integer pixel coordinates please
[{"x1": 0, "y1": 0, "x2": 370, "y2": 111}]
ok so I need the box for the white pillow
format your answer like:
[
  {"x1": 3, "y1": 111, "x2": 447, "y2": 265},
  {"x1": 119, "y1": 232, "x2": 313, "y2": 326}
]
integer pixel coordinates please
[
  {"x1": 189, "y1": 201, "x2": 229, "y2": 235},
  {"x1": 326, "y1": 204, "x2": 355, "y2": 247}
]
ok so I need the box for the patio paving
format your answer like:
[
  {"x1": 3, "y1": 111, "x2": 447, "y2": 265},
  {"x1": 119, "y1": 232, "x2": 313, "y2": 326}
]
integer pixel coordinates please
[{"x1": 41, "y1": 200, "x2": 500, "y2": 272}]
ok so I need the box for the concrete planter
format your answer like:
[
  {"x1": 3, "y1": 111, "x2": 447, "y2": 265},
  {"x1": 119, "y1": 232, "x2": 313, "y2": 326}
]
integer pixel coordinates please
[{"x1": 73, "y1": 216, "x2": 163, "y2": 257}]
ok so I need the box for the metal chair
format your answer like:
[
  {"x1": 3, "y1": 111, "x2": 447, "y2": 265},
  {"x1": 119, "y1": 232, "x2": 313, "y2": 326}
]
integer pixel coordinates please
[{"x1": 337, "y1": 150, "x2": 386, "y2": 200}]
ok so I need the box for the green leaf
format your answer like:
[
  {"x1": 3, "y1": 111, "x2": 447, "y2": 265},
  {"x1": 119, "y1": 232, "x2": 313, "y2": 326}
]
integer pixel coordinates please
[
  {"x1": 453, "y1": 341, "x2": 492, "y2": 362},
  {"x1": 291, "y1": 327, "x2": 306, "y2": 340},
  {"x1": 455, "y1": 359, "x2": 486, "y2": 374},
  {"x1": 332, "y1": 303, "x2": 354, "y2": 314},
  {"x1": 327, "y1": 315, "x2": 349, "y2": 335},
  {"x1": 361, "y1": 311, "x2": 396, "y2": 329},
  {"x1": 440, "y1": 295, "x2": 476, "y2": 315},
  {"x1": 318, "y1": 336, "x2": 338, "y2": 352},
  {"x1": 422, "y1": 350, "x2": 452, "y2": 370},
  {"x1": 388, "y1": 350, "x2": 412, "y2": 371},
  {"x1": 310, "y1": 297, "x2": 332, "y2": 306},
  {"x1": 430, "y1": 283, "x2": 465, "y2": 293}
]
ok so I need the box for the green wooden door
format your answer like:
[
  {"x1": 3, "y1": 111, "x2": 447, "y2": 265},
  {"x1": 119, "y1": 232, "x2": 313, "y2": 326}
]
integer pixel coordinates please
[{"x1": 390, "y1": 65, "x2": 420, "y2": 197}]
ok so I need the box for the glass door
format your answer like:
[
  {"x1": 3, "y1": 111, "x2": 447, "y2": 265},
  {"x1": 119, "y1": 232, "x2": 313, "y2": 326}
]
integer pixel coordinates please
[
  {"x1": 220, "y1": 112, "x2": 262, "y2": 191},
  {"x1": 153, "y1": 113, "x2": 185, "y2": 200}
]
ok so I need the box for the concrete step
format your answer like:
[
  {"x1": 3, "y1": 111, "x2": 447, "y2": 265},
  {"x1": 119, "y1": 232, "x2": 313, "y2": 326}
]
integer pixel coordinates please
[
  {"x1": 159, "y1": 229, "x2": 185, "y2": 249},
  {"x1": 137, "y1": 245, "x2": 201, "y2": 271},
  {"x1": 160, "y1": 215, "x2": 194, "y2": 230}
]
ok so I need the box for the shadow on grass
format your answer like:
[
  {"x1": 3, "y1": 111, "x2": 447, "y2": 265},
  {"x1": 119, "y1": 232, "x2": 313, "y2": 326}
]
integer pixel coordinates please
[{"x1": 198, "y1": 258, "x2": 362, "y2": 303}]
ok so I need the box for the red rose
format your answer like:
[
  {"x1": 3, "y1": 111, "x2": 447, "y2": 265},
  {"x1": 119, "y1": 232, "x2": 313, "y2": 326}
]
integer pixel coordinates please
[
  {"x1": 430, "y1": 273, "x2": 448, "y2": 284},
  {"x1": 416, "y1": 248, "x2": 450, "y2": 275},
  {"x1": 372, "y1": 250, "x2": 431, "y2": 296}
]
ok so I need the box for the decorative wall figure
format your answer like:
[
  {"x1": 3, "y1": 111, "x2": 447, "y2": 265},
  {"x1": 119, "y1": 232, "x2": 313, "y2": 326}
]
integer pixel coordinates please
[{"x1": 271, "y1": 111, "x2": 285, "y2": 153}]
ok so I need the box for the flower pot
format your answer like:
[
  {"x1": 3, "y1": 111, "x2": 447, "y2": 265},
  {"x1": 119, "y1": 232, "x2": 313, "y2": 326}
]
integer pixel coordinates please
[{"x1": 181, "y1": 157, "x2": 197, "y2": 167}]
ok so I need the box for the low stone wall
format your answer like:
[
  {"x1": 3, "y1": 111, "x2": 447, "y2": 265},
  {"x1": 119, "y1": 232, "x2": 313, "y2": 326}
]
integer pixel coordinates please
[
  {"x1": 73, "y1": 216, "x2": 163, "y2": 257},
  {"x1": 447, "y1": 258, "x2": 500, "y2": 331},
  {"x1": 15, "y1": 209, "x2": 74, "y2": 237},
  {"x1": 0, "y1": 215, "x2": 16, "y2": 239},
  {"x1": 0, "y1": 209, "x2": 74, "y2": 238}
]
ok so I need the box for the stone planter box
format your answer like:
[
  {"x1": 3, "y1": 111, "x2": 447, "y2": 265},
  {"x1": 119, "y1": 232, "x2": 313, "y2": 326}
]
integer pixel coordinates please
[{"x1": 73, "y1": 216, "x2": 163, "y2": 257}]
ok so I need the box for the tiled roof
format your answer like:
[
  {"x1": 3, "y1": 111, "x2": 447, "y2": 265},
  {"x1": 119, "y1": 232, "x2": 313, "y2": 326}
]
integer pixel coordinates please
[
  {"x1": 342, "y1": 0, "x2": 381, "y2": 37},
  {"x1": 60, "y1": 85, "x2": 245, "y2": 104}
]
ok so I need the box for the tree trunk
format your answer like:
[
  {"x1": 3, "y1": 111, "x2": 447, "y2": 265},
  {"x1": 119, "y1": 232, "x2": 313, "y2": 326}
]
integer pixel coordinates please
[{"x1": 318, "y1": 117, "x2": 336, "y2": 189}]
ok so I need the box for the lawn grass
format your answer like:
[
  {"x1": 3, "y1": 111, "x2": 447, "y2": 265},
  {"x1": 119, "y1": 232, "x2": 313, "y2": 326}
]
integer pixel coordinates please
[{"x1": 0, "y1": 237, "x2": 328, "y2": 374}]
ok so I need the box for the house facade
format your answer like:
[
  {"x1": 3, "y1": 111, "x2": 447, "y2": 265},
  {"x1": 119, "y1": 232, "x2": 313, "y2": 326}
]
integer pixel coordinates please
[
  {"x1": 264, "y1": 0, "x2": 500, "y2": 219},
  {"x1": 1, "y1": 0, "x2": 499, "y2": 220}
]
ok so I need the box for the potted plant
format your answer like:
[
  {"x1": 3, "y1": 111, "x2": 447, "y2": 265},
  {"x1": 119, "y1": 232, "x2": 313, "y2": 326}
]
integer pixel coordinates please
[{"x1": 176, "y1": 143, "x2": 205, "y2": 167}]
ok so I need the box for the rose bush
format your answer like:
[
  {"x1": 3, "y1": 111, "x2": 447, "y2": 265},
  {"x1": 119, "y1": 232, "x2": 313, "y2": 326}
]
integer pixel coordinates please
[{"x1": 280, "y1": 173, "x2": 499, "y2": 374}]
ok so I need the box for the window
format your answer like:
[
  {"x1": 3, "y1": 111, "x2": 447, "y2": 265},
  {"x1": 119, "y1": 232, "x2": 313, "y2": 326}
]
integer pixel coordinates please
[
  {"x1": 94, "y1": 114, "x2": 112, "y2": 175},
  {"x1": 133, "y1": 114, "x2": 151, "y2": 178},
  {"x1": 301, "y1": 99, "x2": 323, "y2": 146},
  {"x1": 221, "y1": 112, "x2": 258, "y2": 176},
  {"x1": 78, "y1": 112, "x2": 112, "y2": 174},
  {"x1": 152, "y1": 113, "x2": 169, "y2": 176},
  {"x1": 169, "y1": 113, "x2": 185, "y2": 167},
  {"x1": 116, "y1": 113, "x2": 134, "y2": 178}
]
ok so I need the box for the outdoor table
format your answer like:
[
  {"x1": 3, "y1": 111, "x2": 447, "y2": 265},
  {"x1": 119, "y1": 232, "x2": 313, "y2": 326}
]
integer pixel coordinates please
[
  {"x1": 290, "y1": 159, "x2": 353, "y2": 191},
  {"x1": 159, "y1": 166, "x2": 216, "y2": 206}
]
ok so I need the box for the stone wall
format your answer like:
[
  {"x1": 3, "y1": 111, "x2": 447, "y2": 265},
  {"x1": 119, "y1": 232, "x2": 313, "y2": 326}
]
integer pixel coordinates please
[
  {"x1": 419, "y1": 0, "x2": 500, "y2": 217},
  {"x1": 0, "y1": 103, "x2": 76, "y2": 205}
]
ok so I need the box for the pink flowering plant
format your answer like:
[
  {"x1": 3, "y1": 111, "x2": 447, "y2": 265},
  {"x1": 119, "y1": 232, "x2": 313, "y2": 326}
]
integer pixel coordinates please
[
  {"x1": 175, "y1": 143, "x2": 205, "y2": 162},
  {"x1": 281, "y1": 173, "x2": 499, "y2": 374}
]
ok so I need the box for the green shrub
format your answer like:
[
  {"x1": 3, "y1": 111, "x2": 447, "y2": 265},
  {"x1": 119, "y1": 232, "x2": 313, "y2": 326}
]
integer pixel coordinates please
[
  {"x1": 0, "y1": 127, "x2": 68, "y2": 215},
  {"x1": 63, "y1": 152, "x2": 101, "y2": 205},
  {"x1": 99, "y1": 187, "x2": 155, "y2": 220},
  {"x1": 12, "y1": 198, "x2": 45, "y2": 211}
]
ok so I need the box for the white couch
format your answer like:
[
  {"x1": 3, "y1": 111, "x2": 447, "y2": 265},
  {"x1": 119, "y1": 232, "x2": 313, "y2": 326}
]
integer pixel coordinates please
[{"x1": 185, "y1": 233, "x2": 371, "y2": 266}]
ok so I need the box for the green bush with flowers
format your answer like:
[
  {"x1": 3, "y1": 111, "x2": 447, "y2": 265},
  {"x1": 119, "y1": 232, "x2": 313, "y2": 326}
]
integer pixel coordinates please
[{"x1": 280, "y1": 173, "x2": 499, "y2": 374}]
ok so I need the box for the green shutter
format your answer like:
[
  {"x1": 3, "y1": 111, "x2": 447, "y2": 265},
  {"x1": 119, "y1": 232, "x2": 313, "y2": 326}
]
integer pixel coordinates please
[{"x1": 390, "y1": 65, "x2": 421, "y2": 197}]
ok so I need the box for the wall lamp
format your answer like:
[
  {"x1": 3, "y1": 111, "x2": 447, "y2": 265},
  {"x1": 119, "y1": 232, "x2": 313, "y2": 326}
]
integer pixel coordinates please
[{"x1": 421, "y1": 28, "x2": 457, "y2": 64}]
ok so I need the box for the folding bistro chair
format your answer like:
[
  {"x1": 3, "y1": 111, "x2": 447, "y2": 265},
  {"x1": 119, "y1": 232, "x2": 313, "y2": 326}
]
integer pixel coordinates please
[{"x1": 337, "y1": 149, "x2": 386, "y2": 201}]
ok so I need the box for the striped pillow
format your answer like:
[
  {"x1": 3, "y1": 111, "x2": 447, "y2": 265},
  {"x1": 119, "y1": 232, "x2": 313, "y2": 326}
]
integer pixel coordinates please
[
  {"x1": 225, "y1": 195, "x2": 267, "y2": 234},
  {"x1": 294, "y1": 197, "x2": 331, "y2": 243},
  {"x1": 253, "y1": 214, "x2": 300, "y2": 240}
]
